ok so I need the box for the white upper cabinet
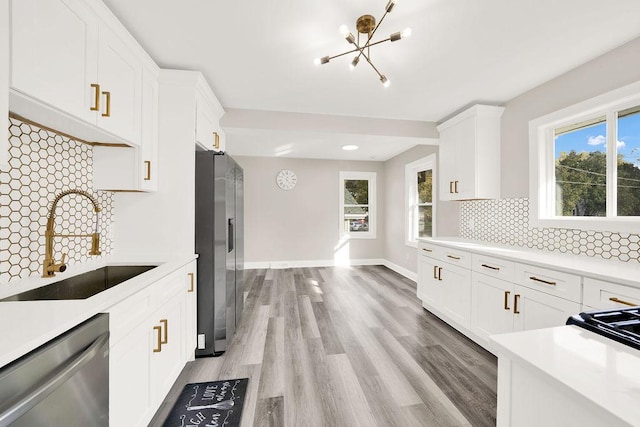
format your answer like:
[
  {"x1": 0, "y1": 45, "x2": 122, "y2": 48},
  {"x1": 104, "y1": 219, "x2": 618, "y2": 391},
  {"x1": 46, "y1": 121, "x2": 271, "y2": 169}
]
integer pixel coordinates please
[
  {"x1": 1, "y1": 0, "x2": 8, "y2": 169},
  {"x1": 437, "y1": 104, "x2": 504, "y2": 201},
  {"x1": 195, "y1": 77, "x2": 225, "y2": 152},
  {"x1": 9, "y1": 0, "x2": 144, "y2": 146}
]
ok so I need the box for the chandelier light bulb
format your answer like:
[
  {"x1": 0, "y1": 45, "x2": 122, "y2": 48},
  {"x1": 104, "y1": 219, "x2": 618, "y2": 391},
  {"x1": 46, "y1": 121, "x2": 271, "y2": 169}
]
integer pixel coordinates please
[
  {"x1": 339, "y1": 24, "x2": 350, "y2": 37},
  {"x1": 313, "y1": 58, "x2": 321, "y2": 65},
  {"x1": 401, "y1": 27, "x2": 412, "y2": 38},
  {"x1": 380, "y1": 75, "x2": 390, "y2": 87},
  {"x1": 350, "y1": 56, "x2": 360, "y2": 70}
]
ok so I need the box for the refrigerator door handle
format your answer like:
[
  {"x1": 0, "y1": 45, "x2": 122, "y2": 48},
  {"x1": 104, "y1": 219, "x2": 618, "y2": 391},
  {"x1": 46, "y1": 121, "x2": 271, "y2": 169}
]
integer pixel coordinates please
[{"x1": 228, "y1": 218, "x2": 234, "y2": 253}]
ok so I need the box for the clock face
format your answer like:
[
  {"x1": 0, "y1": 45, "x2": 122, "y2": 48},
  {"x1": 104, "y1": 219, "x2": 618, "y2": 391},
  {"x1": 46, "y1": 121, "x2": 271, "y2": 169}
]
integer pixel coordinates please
[{"x1": 276, "y1": 169, "x2": 297, "y2": 190}]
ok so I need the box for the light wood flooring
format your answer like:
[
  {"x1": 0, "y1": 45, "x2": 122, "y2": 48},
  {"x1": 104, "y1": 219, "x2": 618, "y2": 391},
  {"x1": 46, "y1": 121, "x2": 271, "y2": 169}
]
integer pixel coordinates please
[{"x1": 149, "y1": 266, "x2": 497, "y2": 427}]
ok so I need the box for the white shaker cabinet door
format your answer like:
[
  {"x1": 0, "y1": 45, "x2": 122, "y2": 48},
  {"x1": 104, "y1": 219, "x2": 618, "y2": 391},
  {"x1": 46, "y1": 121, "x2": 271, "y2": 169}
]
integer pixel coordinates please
[
  {"x1": 471, "y1": 273, "x2": 515, "y2": 344},
  {"x1": 440, "y1": 262, "x2": 472, "y2": 330},
  {"x1": 96, "y1": 23, "x2": 141, "y2": 145},
  {"x1": 512, "y1": 285, "x2": 580, "y2": 333},
  {"x1": 10, "y1": 0, "x2": 98, "y2": 123},
  {"x1": 417, "y1": 255, "x2": 445, "y2": 308}
]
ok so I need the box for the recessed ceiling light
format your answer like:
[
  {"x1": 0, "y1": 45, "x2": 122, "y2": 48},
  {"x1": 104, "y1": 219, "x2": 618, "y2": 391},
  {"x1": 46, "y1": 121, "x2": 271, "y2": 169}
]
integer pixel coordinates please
[{"x1": 342, "y1": 145, "x2": 359, "y2": 151}]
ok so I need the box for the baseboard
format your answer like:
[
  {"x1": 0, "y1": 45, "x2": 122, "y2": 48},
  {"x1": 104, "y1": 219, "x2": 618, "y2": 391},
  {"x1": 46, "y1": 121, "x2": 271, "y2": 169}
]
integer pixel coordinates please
[{"x1": 244, "y1": 258, "x2": 417, "y2": 282}]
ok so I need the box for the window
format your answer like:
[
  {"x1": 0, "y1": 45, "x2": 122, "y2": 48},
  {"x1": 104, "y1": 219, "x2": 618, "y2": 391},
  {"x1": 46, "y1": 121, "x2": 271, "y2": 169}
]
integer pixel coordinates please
[
  {"x1": 339, "y1": 171, "x2": 376, "y2": 238},
  {"x1": 405, "y1": 155, "x2": 436, "y2": 246},
  {"x1": 529, "y1": 81, "x2": 640, "y2": 232}
]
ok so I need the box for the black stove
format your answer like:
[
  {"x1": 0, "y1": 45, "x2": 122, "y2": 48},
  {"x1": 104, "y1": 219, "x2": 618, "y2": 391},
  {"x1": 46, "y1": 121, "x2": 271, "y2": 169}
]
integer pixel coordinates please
[{"x1": 567, "y1": 306, "x2": 640, "y2": 350}]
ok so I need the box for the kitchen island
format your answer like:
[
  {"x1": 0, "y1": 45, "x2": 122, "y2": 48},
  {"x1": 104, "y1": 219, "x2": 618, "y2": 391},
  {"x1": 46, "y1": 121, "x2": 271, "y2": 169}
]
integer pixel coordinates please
[{"x1": 491, "y1": 325, "x2": 640, "y2": 427}]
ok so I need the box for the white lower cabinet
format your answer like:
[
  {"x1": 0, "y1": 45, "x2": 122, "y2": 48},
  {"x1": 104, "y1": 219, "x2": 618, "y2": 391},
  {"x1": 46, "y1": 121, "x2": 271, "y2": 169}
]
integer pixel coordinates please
[
  {"x1": 184, "y1": 262, "x2": 197, "y2": 360},
  {"x1": 109, "y1": 263, "x2": 197, "y2": 426},
  {"x1": 512, "y1": 284, "x2": 580, "y2": 332},
  {"x1": 417, "y1": 254, "x2": 443, "y2": 306}
]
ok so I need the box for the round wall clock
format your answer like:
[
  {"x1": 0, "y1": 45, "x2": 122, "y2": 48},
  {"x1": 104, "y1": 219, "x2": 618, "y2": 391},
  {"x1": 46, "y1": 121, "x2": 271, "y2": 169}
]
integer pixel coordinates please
[{"x1": 276, "y1": 169, "x2": 297, "y2": 190}]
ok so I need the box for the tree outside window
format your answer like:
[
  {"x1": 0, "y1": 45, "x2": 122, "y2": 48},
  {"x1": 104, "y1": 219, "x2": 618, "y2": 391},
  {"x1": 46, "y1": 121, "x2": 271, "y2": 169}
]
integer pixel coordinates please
[{"x1": 339, "y1": 171, "x2": 376, "y2": 239}]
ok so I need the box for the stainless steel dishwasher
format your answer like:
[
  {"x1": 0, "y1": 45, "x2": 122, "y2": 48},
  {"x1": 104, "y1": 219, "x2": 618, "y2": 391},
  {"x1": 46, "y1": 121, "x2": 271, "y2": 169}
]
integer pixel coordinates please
[{"x1": 0, "y1": 313, "x2": 109, "y2": 426}]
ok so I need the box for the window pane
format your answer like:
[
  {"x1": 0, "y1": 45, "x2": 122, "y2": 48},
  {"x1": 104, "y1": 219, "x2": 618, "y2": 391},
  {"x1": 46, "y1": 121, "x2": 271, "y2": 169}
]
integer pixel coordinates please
[
  {"x1": 554, "y1": 117, "x2": 606, "y2": 216},
  {"x1": 418, "y1": 206, "x2": 432, "y2": 238},
  {"x1": 617, "y1": 106, "x2": 640, "y2": 216},
  {"x1": 344, "y1": 207, "x2": 369, "y2": 232},
  {"x1": 417, "y1": 170, "x2": 432, "y2": 203},
  {"x1": 344, "y1": 180, "x2": 369, "y2": 205}
]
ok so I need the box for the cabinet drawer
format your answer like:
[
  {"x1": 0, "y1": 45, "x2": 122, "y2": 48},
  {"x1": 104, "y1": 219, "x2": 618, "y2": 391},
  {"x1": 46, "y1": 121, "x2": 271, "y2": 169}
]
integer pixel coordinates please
[
  {"x1": 472, "y1": 254, "x2": 515, "y2": 282},
  {"x1": 583, "y1": 278, "x2": 640, "y2": 310},
  {"x1": 155, "y1": 269, "x2": 184, "y2": 304},
  {"x1": 418, "y1": 240, "x2": 439, "y2": 259},
  {"x1": 438, "y1": 247, "x2": 472, "y2": 269},
  {"x1": 514, "y1": 263, "x2": 581, "y2": 303}
]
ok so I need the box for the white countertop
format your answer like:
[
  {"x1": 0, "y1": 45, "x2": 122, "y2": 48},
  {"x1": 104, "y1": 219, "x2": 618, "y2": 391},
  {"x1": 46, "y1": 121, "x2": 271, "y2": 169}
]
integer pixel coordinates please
[
  {"x1": 421, "y1": 237, "x2": 640, "y2": 289},
  {"x1": 491, "y1": 325, "x2": 640, "y2": 426},
  {"x1": 0, "y1": 254, "x2": 197, "y2": 368}
]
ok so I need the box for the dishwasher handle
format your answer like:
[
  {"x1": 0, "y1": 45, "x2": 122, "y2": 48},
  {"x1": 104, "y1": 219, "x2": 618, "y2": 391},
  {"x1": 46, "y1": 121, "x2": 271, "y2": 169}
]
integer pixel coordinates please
[{"x1": 0, "y1": 331, "x2": 110, "y2": 426}]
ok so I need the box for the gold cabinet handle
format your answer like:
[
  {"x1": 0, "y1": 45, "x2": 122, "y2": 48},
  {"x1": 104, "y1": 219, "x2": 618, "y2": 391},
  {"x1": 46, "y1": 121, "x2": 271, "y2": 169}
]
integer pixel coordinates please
[
  {"x1": 482, "y1": 263, "x2": 500, "y2": 271},
  {"x1": 433, "y1": 265, "x2": 438, "y2": 280},
  {"x1": 213, "y1": 131, "x2": 220, "y2": 149},
  {"x1": 437, "y1": 267, "x2": 443, "y2": 281},
  {"x1": 153, "y1": 325, "x2": 162, "y2": 352},
  {"x1": 454, "y1": 181, "x2": 459, "y2": 193},
  {"x1": 422, "y1": 248, "x2": 432, "y2": 253},
  {"x1": 449, "y1": 181, "x2": 454, "y2": 194},
  {"x1": 504, "y1": 291, "x2": 511, "y2": 310},
  {"x1": 529, "y1": 276, "x2": 556, "y2": 286},
  {"x1": 188, "y1": 272, "x2": 195, "y2": 292},
  {"x1": 160, "y1": 319, "x2": 168, "y2": 345},
  {"x1": 90, "y1": 83, "x2": 100, "y2": 111},
  {"x1": 144, "y1": 160, "x2": 151, "y2": 181},
  {"x1": 447, "y1": 254, "x2": 461, "y2": 260},
  {"x1": 513, "y1": 294, "x2": 520, "y2": 314},
  {"x1": 609, "y1": 297, "x2": 637, "y2": 307},
  {"x1": 101, "y1": 91, "x2": 111, "y2": 117}
]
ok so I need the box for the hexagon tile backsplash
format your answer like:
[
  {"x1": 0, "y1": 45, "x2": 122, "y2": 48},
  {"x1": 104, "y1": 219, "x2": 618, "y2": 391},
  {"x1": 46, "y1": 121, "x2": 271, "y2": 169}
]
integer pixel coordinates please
[
  {"x1": 0, "y1": 117, "x2": 114, "y2": 284},
  {"x1": 460, "y1": 198, "x2": 640, "y2": 263}
]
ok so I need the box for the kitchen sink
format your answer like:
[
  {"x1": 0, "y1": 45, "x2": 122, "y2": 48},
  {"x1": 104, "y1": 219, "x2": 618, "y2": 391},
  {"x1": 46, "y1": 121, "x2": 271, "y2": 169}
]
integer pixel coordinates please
[{"x1": 0, "y1": 265, "x2": 157, "y2": 301}]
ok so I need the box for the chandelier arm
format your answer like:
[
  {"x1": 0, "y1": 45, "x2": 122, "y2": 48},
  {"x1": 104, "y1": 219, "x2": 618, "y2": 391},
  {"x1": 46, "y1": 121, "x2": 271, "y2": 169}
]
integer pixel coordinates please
[
  {"x1": 363, "y1": 55, "x2": 385, "y2": 80},
  {"x1": 353, "y1": 10, "x2": 390, "y2": 63},
  {"x1": 326, "y1": 38, "x2": 390, "y2": 62}
]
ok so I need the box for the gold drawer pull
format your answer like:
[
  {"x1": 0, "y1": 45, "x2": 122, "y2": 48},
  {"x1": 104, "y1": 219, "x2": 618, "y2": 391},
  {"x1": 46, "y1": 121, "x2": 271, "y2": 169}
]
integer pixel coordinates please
[
  {"x1": 213, "y1": 131, "x2": 220, "y2": 149},
  {"x1": 449, "y1": 181, "x2": 454, "y2": 194},
  {"x1": 454, "y1": 180, "x2": 459, "y2": 193},
  {"x1": 447, "y1": 255, "x2": 461, "y2": 260},
  {"x1": 513, "y1": 294, "x2": 520, "y2": 314},
  {"x1": 529, "y1": 276, "x2": 556, "y2": 286},
  {"x1": 160, "y1": 319, "x2": 168, "y2": 345},
  {"x1": 504, "y1": 291, "x2": 510, "y2": 310},
  {"x1": 101, "y1": 91, "x2": 111, "y2": 117},
  {"x1": 433, "y1": 266, "x2": 438, "y2": 280},
  {"x1": 90, "y1": 83, "x2": 100, "y2": 111},
  {"x1": 481, "y1": 264, "x2": 500, "y2": 271},
  {"x1": 153, "y1": 325, "x2": 162, "y2": 352},
  {"x1": 144, "y1": 161, "x2": 151, "y2": 181},
  {"x1": 422, "y1": 248, "x2": 433, "y2": 253},
  {"x1": 609, "y1": 297, "x2": 637, "y2": 307},
  {"x1": 188, "y1": 272, "x2": 195, "y2": 292},
  {"x1": 437, "y1": 267, "x2": 443, "y2": 281}
]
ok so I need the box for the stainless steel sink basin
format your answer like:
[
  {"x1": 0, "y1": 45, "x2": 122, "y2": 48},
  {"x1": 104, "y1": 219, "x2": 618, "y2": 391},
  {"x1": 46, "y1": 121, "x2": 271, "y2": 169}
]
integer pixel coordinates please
[{"x1": 0, "y1": 265, "x2": 157, "y2": 301}]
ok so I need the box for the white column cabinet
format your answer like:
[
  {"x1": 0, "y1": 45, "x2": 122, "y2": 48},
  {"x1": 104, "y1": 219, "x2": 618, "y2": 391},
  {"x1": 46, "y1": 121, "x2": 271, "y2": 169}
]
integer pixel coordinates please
[{"x1": 437, "y1": 105, "x2": 504, "y2": 201}]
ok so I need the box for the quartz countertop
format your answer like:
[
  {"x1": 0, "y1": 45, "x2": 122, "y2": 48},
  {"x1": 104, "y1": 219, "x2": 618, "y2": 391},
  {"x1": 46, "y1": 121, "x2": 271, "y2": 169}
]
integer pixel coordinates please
[
  {"x1": 0, "y1": 254, "x2": 197, "y2": 368},
  {"x1": 491, "y1": 326, "x2": 640, "y2": 426},
  {"x1": 420, "y1": 237, "x2": 640, "y2": 289}
]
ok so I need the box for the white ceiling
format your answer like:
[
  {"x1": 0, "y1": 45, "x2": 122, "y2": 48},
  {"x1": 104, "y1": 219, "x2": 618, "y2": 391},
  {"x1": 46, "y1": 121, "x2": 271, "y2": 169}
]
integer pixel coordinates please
[{"x1": 102, "y1": 0, "x2": 640, "y2": 160}]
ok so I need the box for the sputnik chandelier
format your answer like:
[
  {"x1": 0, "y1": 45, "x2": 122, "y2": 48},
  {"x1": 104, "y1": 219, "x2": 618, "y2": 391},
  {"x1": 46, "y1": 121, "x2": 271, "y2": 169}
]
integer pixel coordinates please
[{"x1": 314, "y1": 0, "x2": 411, "y2": 87}]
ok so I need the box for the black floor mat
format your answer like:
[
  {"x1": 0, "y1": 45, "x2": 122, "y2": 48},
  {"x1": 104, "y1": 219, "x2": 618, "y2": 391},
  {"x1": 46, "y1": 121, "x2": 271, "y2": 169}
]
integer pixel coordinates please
[{"x1": 162, "y1": 378, "x2": 249, "y2": 427}]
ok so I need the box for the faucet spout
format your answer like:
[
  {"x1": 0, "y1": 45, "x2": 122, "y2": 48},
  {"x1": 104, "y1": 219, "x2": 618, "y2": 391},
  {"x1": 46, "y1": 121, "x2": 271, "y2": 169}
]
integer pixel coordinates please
[{"x1": 42, "y1": 189, "x2": 102, "y2": 278}]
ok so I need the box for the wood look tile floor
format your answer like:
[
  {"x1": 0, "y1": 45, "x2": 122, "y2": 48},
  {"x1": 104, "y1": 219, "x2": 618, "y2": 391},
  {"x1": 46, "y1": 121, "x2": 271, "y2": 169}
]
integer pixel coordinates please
[{"x1": 149, "y1": 266, "x2": 497, "y2": 427}]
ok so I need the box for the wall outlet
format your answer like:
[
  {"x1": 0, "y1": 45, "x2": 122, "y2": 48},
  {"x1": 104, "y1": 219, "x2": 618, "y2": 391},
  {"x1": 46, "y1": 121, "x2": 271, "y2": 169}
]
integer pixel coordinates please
[{"x1": 197, "y1": 334, "x2": 205, "y2": 349}]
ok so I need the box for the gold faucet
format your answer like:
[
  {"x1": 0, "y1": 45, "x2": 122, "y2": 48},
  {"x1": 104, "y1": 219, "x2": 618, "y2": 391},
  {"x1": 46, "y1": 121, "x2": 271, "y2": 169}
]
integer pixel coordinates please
[{"x1": 43, "y1": 189, "x2": 102, "y2": 278}]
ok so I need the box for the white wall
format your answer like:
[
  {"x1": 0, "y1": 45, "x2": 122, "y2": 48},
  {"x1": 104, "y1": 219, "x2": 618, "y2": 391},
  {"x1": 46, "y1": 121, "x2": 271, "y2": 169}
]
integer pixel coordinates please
[
  {"x1": 234, "y1": 156, "x2": 385, "y2": 267},
  {"x1": 501, "y1": 36, "x2": 640, "y2": 198}
]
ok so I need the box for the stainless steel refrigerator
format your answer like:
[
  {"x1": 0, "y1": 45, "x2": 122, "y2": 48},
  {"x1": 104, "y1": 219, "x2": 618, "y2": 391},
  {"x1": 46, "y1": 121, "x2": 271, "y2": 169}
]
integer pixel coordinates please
[{"x1": 195, "y1": 151, "x2": 244, "y2": 356}]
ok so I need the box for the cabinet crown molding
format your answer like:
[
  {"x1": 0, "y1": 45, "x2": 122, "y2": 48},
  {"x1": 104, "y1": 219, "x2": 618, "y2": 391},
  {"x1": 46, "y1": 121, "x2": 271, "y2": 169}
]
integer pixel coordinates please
[{"x1": 437, "y1": 104, "x2": 505, "y2": 132}]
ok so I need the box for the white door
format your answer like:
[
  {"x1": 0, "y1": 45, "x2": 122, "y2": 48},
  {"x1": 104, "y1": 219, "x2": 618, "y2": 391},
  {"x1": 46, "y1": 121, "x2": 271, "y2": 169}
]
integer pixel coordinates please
[
  {"x1": 97, "y1": 23, "x2": 141, "y2": 144},
  {"x1": 185, "y1": 263, "x2": 198, "y2": 360},
  {"x1": 11, "y1": 0, "x2": 98, "y2": 123},
  {"x1": 440, "y1": 263, "x2": 472, "y2": 329},
  {"x1": 453, "y1": 115, "x2": 477, "y2": 200},
  {"x1": 417, "y1": 255, "x2": 444, "y2": 308},
  {"x1": 471, "y1": 273, "x2": 515, "y2": 344},
  {"x1": 438, "y1": 125, "x2": 458, "y2": 201},
  {"x1": 512, "y1": 285, "x2": 580, "y2": 332},
  {"x1": 139, "y1": 68, "x2": 158, "y2": 191}
]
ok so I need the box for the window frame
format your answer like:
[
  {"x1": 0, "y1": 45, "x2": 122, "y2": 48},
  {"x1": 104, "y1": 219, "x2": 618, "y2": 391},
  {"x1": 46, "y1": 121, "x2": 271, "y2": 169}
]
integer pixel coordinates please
[
  {"x1": 529, "y1": 80, "x2": 640, "y2": 233},
  {"x1": 405, "y1": 155, "x2": 436, "y2": 247},
  {"x1": 339, "y1": 171, "x2": 376, "y2": 239}
]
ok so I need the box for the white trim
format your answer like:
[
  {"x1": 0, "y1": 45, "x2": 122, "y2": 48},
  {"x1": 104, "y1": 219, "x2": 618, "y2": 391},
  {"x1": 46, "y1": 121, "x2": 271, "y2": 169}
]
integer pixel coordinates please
[
  {"x1": 405, "y1": 155, "x2": 436, "y2": 246},
  {"x1": 244, "y1": 258, "x2": 417, "y2": 282},
  {"x1": 339, "y1": 171, "x2": 377, "y2": 239},
  {"x1": 529, "y1": 80, "x2": 640, "y2": 233}
]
